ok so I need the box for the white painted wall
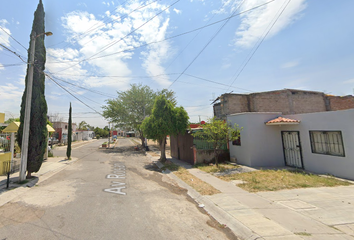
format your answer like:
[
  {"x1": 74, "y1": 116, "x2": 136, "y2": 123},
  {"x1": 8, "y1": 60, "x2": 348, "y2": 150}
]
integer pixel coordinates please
[
  {"x1": 283, "y1": 109, "x2": 354, "y2": 180},
  {"x1": 227, "y1": 112, "x2": 285, "y2": 167},
  {"x1": 228, "y1": 109, "x2": 354, "y2": 180}
]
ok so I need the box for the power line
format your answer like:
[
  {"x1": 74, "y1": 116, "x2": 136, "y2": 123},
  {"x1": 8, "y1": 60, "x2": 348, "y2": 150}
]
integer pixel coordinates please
[
  {"x1": 47, "y1": 0, "x2": 132, "y2": 48},
  {"x1": 0, "y1": 43, "x2": 27, "y2": 63},
  {"x1": 167, "y1": 0, "x2": 246, "y2": 89},
  {"x1": 0, "y1": 25, "x2": 28, "y2": 52},
  {"x1": 227, "y1": 0, "x2": 292, "y2": 90},
  {"x1": 45, "y1": 73, "x2": 103, "y2": 116},
  {"x1": 52, "y1": 0, "x2": 181, "y2": 74},
  {"x1": 44, "y1": 0, "x2": 275, "y2": 65}
]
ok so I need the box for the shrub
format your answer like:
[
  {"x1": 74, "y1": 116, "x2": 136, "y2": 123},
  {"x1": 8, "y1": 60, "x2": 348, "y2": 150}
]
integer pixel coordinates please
[{"x1": 96, "y1": 135, "x2": 100, "y2": 139}]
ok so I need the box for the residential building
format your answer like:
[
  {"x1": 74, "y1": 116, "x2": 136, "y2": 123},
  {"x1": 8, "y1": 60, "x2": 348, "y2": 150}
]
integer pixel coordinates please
[
  {"x1": 213, "y1": 89, "x2": 354, "y2": 119},
  {"x1": 52, "y1": 122, "x2": 77, "y2": 143},
  {"x1": 227, "y1": 109, "x2": 354, "y2": 180}
]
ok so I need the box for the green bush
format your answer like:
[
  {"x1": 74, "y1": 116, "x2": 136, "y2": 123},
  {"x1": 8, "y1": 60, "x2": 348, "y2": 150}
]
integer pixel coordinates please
[
  {"x1": 96, "y1": 135, "x2": 100, "y2": 139},
  {"x1": 48, "y1": 151, "x2": 54, "y2": 157}
]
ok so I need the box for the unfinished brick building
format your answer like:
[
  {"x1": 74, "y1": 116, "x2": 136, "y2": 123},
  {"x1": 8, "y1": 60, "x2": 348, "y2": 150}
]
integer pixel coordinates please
[{"x1": 213, "y1": 89, "x2": 354, "y2": 119}]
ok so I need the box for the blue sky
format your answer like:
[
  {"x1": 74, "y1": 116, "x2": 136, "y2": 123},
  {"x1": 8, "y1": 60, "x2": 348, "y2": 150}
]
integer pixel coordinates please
[{"x1": 1, "y1": 0, "x2": 353, "y2": 127}]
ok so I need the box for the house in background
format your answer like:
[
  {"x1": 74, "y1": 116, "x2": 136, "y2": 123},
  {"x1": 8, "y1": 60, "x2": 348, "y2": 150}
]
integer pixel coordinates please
[
  {"x1": 227, "y1": 109, "x2": 354, "y2": 180},
  {"x1": 76, "y1": 130, "x2": 95, "y2": 141},
  {"x1": 213, "y1": 89, "x2": 354, "y2": 120},
  {"x1": 52, "y1": 122, "x2": 77, "y2": 143}
]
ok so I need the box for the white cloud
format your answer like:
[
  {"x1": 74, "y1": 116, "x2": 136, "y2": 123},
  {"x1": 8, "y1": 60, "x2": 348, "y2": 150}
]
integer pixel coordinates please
[
  {"x1": 343, "y1": 78, "x2": 354, "y2": 84},
  {"x1": 223, "y1": 0, "x2": 307, "y2": 48},
  {"x1": 0, "y1": 19, "x2": 11, "y2": 48},
  {"x1": 173, "y1": 8, "x2": 181, "y2": 14},
  {"x1": 48, "y1": 1, "x2": 173, "y2": 88},
  {"x1": 281, "y1": 60, "x2": 300, "y2": 69},
  {"x1": 0, "y1": 83, "x2": 23, "y2": 101}
]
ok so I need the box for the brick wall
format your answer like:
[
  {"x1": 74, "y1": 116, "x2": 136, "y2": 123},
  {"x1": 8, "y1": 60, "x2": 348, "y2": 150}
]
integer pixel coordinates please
[
  {"x1": 250, "y1": 90, "x2": 290, "y2": 113},
  {"x1": 214, "y1": 89, "x2": 354, "y2": 118},
  {"x1": 327, "y1": 96, "x2": 354, "y2": 110},
  {"x1": 290, "y1": 91, "x2": 326, "y2": 113}
]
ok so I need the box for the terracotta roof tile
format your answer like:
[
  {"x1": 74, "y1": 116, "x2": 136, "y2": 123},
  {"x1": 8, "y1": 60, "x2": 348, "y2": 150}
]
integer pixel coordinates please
[{"x1": 266, "y1": 117, "x2": 300, "y2": 124}]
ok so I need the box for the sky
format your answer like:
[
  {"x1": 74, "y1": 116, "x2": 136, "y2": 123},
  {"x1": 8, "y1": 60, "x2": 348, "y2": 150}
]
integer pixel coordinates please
[{"x1": 1, "y1": 0, "x2": 353, "y2": 128}]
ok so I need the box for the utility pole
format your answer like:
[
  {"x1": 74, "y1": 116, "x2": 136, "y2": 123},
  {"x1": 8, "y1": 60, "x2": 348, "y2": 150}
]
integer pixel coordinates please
[
  {"x1": 19, "y1": 31, "x2": 52, "y2": 182},
  {"x1": 19, "y1": 32, "x2": 36, "y2": 182}
]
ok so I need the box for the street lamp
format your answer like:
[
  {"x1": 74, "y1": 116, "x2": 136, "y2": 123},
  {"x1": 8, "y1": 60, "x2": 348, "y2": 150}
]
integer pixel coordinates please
[{"x1": 19, "y1": 31, "x2": 53, "y2": 181}]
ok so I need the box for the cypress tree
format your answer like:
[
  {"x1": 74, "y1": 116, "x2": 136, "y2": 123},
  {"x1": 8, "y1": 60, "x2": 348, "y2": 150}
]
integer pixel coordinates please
[
  {"x1": 17, "y1": 0, "x2": 48, "y2": 178},
  {"x1": 66, "y1": 103, "x2": 72, "y2": 160}
]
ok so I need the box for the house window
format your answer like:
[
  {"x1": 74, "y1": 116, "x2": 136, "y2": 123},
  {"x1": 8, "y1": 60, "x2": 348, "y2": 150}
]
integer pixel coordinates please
[
  {"x1": 232, "y1": 136, "x2": 241, "y2": 146},
  {"x1": 309, "y1": 131, "x2": 345, "y2": 157},
  {"x1": 65, "y1": 125, "x2": 68, "y2": 129}
]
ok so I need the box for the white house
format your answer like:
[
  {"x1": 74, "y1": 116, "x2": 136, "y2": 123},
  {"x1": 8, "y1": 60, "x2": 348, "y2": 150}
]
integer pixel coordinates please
[
  {"x1": 76, "y1": 130, "x2": 95, "y2": 140},
  {"x1": 227, "y1": 109, "x2": 354, "y2": 180}
]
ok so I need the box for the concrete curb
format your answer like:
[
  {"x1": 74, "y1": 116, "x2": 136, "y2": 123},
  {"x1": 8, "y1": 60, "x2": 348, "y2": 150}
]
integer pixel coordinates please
[
  {"x1": 0, "y1": 157, "x2": 79, "y2": 208},
  {"x1": 150, "y1": 156, "x2": 261, "y2": 240}
]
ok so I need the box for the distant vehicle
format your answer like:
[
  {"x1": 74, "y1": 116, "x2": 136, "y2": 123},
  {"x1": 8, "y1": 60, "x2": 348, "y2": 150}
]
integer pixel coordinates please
[{"x1": 48, "y1": 137, "x2": 59, "y2": 145}]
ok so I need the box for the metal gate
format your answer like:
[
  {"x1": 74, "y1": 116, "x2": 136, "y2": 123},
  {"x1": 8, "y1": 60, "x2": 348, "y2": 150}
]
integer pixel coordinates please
[{"x1": 281, "y1": 131, "x2": 303, "y2": 169}]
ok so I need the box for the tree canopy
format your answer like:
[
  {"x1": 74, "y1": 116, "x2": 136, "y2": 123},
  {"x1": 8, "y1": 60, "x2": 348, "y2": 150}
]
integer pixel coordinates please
[
  {"x1": 102, "y1": 83, "x2": 175, "y2": 146},
  {"x1": 141, "y1": 95, "x2": 189, "y2": 162},
  {"x1": 17, "y1": 0, "x2": 48, "y2": 177},
  {"x1": 192, "y1": 117, "x2": 241, "y2": 166}
]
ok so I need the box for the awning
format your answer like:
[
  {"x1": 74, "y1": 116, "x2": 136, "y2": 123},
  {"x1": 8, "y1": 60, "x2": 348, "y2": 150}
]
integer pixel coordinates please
[
  {"x1": 2, "y1": 122, "x2": 20, "y2": 133},
  {"x1": 265, "y1": 117, "x2": 300, "y2": 126},
  {"x1": 2, "y1": 122, "x2": 56, "y2": 133}
]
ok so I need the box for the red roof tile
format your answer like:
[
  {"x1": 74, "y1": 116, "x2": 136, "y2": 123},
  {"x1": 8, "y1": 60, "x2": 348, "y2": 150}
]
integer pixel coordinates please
[{"x1": 266, "y1": 117, "x2": 300, "y2": 125}]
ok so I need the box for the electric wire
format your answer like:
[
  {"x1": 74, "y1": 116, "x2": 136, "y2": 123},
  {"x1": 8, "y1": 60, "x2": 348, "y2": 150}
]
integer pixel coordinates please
[
  {"x1": 227, "y1": 0, "x2": 292, "y2": 90},
  {"x1": 52, "y1": 0, "x2": 181, "y2": 74},
  {"x1": 0, "y1": 25, "x2": 28, "y2": 51},
  {"x1": 45, "y1": 73, "x2": 103, "y2": 116},
  {"x1": 167, "y1": 0, "x2": 246, "y2": 89}
]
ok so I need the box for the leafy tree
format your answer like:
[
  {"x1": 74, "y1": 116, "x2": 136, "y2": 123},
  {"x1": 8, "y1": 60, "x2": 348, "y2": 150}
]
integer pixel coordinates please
[
  {"x1": 102, "y1": 84, "x2": 175, "y2": 147},
  {"x1": 78, "y1": 121, "x2": 88, "y2": 130},
  {"x1": 66, "y1": 103, "x2": 72, "y2": 160},
  {"x1": 141, "y1": 95, "x2": 189, "y2": 162},
  {"x1": 94, "y1": 127, "x2": 109, "y2": 138},
  {"x1": 17, "y1": 0, "x2": 48, "y2": 178},
  {"x1": 192, "y1": 117, "x2": 241, "y2": 167}
]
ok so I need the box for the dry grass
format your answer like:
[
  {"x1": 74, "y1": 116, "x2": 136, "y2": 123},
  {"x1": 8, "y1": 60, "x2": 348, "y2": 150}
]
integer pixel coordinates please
[
  {"x1": 194, "y1": 163, "x2": 239, "y2": 173},
  {"x1": 162, "y1": 161, "x2": 220, "y2": 195},
  {"x1": 219, "y1": 169, "x2": 352, "y2": 192}
]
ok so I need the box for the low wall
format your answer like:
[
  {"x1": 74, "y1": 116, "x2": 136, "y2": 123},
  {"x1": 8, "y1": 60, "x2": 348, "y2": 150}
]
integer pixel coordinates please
[{"x1": 196, "y1": 149, "x2": 230, "y2": 164}]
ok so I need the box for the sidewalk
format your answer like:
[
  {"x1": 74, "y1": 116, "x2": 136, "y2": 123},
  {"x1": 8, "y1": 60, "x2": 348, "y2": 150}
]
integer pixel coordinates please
[
  {"x1": 0, "y1": 156, "x2": 79, "y2": 207},
  {"x1": 147, "y1": 148, "x2": 354, "y2": 240}
]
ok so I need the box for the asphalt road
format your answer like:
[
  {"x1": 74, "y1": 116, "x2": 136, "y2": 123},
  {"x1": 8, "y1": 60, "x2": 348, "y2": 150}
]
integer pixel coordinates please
[{"x1": 0, "y1": 138, "x2": 236, "y2": 239}]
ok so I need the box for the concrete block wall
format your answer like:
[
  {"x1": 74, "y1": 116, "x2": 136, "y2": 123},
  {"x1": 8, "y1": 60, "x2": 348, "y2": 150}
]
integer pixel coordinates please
[
  {"x1": 290, "y1": 91, "x2": 326, "y2": 113},
  {"x1": 250, "y1": 90, "x2": 291, "y2": 113},
  {"x1": 226, "y1": 94, "x2": 249, "y2": 114}
]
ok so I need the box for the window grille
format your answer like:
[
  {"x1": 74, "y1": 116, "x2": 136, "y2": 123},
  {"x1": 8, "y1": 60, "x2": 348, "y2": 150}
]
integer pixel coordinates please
[{"x1": 309, "y1": 131, "x2": 345, "y2": 157}]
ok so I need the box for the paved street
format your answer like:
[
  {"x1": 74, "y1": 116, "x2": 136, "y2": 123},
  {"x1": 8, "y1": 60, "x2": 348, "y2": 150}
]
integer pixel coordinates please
[{"x1": 0, "y1": 138, "x2": 235, "y2": 239}]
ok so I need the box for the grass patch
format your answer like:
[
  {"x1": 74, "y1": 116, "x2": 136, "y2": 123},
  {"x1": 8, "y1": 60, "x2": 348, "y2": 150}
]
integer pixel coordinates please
[
  {"x1": 218, "y1": 169, "x2": 352, "y2": 192},
  {"x1": 162, "y1": 161, "x2": 220, "y2": 195},
  {"x1": 194, "y1": 163, "x2": 239, "y2": 173}
]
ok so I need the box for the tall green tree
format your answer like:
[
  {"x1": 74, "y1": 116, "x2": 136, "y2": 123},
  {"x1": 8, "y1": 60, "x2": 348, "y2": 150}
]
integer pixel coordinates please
[
  {"x1": 192, "y1": 117, "x2": 241, "y2": 167},
  {"x1": 66, "y1": 103, "x2": 72, "y2": 160},
  {"x1": 102, "y1": 84, "x2": 175, "y2": 147},
  {"x1": 141, "y1": 95, "x2": 189, "y2": 162},
  {"x1": 17, "y1": 0, "x2": 48, "y2": 178}
]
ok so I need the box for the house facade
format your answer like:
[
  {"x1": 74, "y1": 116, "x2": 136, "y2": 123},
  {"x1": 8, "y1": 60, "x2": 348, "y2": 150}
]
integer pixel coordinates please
[
  {"x1": 214, "y1": 89, "x2": 354, "y2": 120},
  {"x1": 227, "y1": 109, "x2": 354, "y2": 180},
  {"x1": 52, "y1": 122, "x2": 77, "y2": 143}
]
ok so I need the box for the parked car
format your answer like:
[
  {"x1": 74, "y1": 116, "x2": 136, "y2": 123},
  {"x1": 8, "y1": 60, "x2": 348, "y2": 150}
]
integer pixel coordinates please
[{"x1": 48, "y1": 137, "x2": 59, "y2": 145}]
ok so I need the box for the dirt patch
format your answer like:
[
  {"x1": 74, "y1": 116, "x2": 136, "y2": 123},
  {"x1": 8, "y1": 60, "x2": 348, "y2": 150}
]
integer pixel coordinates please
[{"x1": 0, "y1": 202, "x2": 44, "y2": 228}]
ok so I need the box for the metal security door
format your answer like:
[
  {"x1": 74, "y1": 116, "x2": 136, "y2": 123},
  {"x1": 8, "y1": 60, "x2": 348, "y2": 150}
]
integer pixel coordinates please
[{"x1": 281, "y1": 131, "x2": 303, "y2": 168}]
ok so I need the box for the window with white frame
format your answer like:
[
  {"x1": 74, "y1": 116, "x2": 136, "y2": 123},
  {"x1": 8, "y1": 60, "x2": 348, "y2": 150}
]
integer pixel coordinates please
[{"x1": 309, "y1": 131, "x2": 345, "y2": 157}]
